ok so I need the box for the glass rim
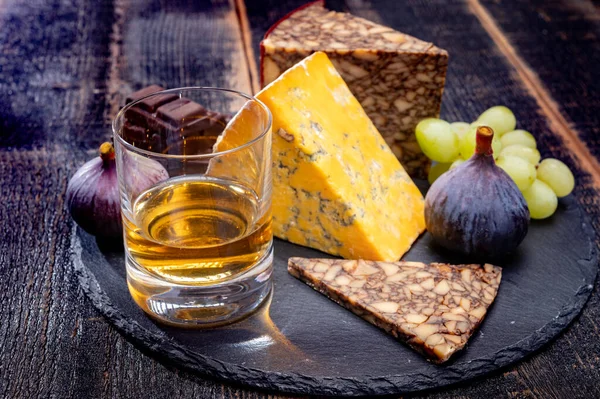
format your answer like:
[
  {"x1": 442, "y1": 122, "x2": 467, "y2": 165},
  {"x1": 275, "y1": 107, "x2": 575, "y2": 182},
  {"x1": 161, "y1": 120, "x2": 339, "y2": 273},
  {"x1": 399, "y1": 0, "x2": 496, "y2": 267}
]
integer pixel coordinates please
[{"x1": 112, "y1": 86, "x2": 272, "y2": 160}]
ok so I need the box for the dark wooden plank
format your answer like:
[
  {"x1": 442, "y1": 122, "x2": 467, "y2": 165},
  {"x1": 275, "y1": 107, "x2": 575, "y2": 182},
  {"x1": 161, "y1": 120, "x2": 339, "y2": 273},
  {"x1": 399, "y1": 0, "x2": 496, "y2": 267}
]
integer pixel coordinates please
[
  {"x1": 480, "y1": 0, "x2": 600, "y2": 166},
  {"x1": 0, "y1": 0, "x2": 285, "y2": 398},
  {"x1": 244, "y1": 0, "x2": 600, "y2": 398},
  {"x1": 465, "y1": 0, "x2": 600, "y2": 202},
  {"x1": 233, "y1": 0, "x2": 261, "y2": 93},
  {"x1": 0, "y1": 0, "x2": 120, "y2": 394},
  {"x1": 106, "y1": 0, "x2": 255, "y2": 120},
  {"x1": 0, "y1": 0, "x2": 114, "y2": 150}
]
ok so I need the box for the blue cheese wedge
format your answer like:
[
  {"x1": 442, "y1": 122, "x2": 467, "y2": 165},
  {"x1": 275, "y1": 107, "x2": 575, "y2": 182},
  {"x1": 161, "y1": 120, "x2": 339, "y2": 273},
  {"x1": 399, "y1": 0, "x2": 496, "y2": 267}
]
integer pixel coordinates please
[{"x1": 255, "y1": 52, "x2": 425, "y2": 261}]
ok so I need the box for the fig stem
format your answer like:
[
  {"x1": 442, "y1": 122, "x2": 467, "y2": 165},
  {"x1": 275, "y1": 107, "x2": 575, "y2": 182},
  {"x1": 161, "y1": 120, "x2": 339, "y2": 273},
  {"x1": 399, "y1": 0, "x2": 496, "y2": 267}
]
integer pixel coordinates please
[
  {"x1": 99, "y1": 142, "x2": 116, "y2": 164},
  {"x1": 475, "y1": 126, "x2": 494, "y2": 156}
]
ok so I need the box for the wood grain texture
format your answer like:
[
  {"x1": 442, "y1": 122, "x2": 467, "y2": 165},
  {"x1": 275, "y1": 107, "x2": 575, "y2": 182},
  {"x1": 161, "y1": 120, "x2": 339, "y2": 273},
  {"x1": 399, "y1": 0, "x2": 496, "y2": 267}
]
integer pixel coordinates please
[
  {"x1": 0, "y1": 0, "x2": 599, "y2": 398},
  {"x1": 110, "y1": 0, "x2": 254, "y2": 113},
  {"x1": 234, "y1": 0, "x2": 260, "y2": 93},
  {"x1": 481, "y1": 0, "x2": 600, "y2": 161},
  {"x1": 468, "y1": 0, "x2": 600, "y2": 185}
]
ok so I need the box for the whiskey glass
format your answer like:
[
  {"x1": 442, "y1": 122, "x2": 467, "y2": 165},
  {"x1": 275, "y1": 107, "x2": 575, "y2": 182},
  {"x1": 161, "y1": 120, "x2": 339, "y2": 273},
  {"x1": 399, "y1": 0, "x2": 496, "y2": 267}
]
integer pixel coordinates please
[{"x1": 113, "y1": 87, "x2": 273, "y2": 327}]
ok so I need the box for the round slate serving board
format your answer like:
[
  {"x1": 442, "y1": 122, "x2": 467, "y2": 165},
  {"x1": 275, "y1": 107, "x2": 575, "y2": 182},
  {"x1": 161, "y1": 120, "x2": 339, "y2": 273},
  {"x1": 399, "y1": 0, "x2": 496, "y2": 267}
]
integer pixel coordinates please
[{"x1": 71, "y1": 194, "x2": 597, "y2": 396}]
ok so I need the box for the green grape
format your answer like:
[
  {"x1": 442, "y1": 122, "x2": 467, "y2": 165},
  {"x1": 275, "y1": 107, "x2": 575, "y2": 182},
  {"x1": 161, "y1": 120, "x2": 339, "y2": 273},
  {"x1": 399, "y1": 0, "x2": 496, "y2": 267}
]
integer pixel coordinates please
[
  {"x1": 474, "y1": 106, "x2": 517, "y2": 136},
  {"x1": 428, "y1": 162, "x2": 451, "y2": 184},
  {"x1": 450, "y1": 158, "x2": 465, "y2": 169},
  {"x1": 496, "y1": 155, "x2": 537, "y2": 191},
  {"x1": 415, "y1": 118, "x2": 459, "y2": 163},
  {"x1": 450, "y1": 122, "x2": 470, "y2": 140},
  {"x1": 459, "y1": 125, "x2": 502, "y2": 160},
  {"x1": 500, "y1": 129, "x2": 537, "y2": 149},
  {"x1": 500, "y1": 144, "x2": 541, "y2": 165},
  {"x1": 537, "y1": 158, "x2": 575, "y2": 197},
  {"x1": 522, "y1": 179, "x2": 558, "y2": 219}
]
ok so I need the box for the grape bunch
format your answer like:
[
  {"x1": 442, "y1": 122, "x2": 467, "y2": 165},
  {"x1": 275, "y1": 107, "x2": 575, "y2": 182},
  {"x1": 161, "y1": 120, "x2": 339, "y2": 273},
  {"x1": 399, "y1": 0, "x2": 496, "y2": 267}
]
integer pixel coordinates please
[{"x1": 416, "y1": 106, "x2": 575, "y2": 220}]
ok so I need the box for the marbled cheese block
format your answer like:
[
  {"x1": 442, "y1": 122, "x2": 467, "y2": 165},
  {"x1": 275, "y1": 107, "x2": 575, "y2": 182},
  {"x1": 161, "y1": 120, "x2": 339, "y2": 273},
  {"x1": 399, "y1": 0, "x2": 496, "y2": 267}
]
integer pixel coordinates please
[
  {"x1": 260, "y1": 0, "x2": 449, "y2": 178},
  {"x1": 288, "y1": 258, "x2": 502, "y2": 363},
  {"x1": 256, "y1": 52, "x2": 425, "y2": 261}
]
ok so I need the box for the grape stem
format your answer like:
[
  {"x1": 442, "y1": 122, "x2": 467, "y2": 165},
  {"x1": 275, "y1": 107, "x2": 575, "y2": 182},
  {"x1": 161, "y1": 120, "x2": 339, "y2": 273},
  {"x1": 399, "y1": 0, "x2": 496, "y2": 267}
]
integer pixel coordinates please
[{"x1": 475, "y1": 126, "x2": 494, "y2": 156}]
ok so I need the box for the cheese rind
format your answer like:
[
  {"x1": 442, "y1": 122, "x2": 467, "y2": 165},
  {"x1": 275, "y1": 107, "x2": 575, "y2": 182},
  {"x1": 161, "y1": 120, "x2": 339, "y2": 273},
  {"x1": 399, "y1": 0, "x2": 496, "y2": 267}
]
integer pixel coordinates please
[
  {"x1": 257, "y1": 52, "x2": 425, "y2": 261},
  {"x1": 260, "y1": 1, "x2": 448, "y2": 178},
  {"x1": 288, "y1": 257, "x2": 502, "y2": 363},
  {"x1": 207, "y1": 100, "x2": 272, "y2": 204}
]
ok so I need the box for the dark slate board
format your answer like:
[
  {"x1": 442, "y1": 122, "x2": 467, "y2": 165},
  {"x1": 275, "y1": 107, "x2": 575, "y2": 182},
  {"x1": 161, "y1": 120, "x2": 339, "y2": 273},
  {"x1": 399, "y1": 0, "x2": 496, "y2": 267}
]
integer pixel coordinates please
[{"x1": 71, "y1": 191, "x2": 597, "y2": 396}]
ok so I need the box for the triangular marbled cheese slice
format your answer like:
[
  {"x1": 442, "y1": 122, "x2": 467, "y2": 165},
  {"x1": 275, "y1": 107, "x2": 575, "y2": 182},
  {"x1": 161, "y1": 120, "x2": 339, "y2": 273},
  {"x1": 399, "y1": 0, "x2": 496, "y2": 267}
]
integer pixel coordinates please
[{"x1": 288, "y1": 258, "x2": 502, "y2": 363}]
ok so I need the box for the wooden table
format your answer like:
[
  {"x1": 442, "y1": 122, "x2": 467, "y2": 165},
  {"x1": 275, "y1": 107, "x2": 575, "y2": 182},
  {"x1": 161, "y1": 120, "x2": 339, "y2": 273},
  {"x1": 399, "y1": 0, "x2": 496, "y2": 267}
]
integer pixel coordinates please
[{"x1": 1, "y1": 0, "x2": 599, "y2": 397}]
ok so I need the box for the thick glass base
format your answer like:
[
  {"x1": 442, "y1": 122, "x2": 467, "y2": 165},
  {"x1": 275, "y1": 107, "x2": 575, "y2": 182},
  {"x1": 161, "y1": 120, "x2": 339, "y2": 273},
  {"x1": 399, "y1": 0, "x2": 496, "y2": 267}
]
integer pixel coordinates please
[{"x1": 126, "y1": 249, "x2": 273, "y2": 327}]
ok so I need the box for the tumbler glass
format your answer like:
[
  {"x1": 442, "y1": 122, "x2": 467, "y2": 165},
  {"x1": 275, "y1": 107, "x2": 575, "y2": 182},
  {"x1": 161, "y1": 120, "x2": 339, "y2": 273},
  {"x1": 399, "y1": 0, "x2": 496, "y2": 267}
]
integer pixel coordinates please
[{"x1": 113, "y1": 87, "x2": 273, "y2": 327}]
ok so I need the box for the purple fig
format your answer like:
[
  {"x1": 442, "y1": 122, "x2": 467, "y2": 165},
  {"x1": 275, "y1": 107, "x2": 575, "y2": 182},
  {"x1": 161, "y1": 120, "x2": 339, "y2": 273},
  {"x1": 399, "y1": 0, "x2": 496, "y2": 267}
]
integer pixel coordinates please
[
  {"x1": 66, "y1": 142, "x2": 168, "y2": 238},
  {"x1": 424, "y1": 126, "x2": 530, "y2": 259}
]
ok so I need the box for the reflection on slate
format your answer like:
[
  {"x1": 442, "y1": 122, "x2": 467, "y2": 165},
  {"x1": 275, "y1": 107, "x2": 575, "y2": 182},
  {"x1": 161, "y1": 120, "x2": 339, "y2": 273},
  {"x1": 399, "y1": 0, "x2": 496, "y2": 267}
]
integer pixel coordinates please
[
  {"x1": 73, "y1": 190, "x2": 597, "y2": 396},
  {"x1": 121, "y1": 85, "x2": 231, "y2": 172},
  {"x1": 160, "y1": 290, "x2": 309, "y2": 365}
]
